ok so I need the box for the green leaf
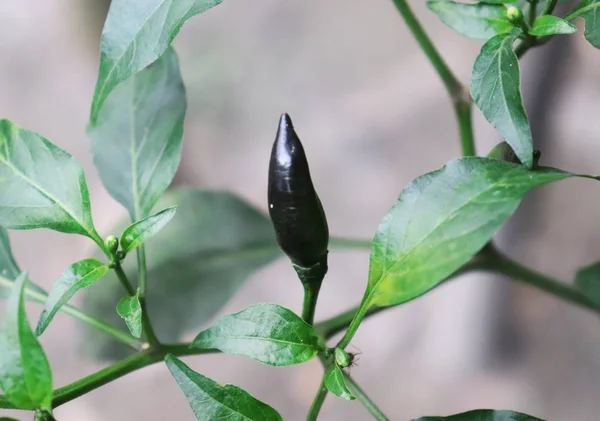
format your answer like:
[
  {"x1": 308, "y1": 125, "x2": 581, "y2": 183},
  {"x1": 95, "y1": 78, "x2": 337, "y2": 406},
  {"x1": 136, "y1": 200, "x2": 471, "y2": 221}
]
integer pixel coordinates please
[
  {"x1": 193, "y1": 303, "x2": 320, "y2": 366},
  {"x1": 36, "y1": 259, "x2": 109, "y2": 336},
  {"x1": 0, "y1": 273, "x2": 53, "y2": 410},
  {"x1": 0, "y1": 228, "x2": 21, "y2": 295},
  {"x1": 90, "y1": 0, "x2": 222, "y2": 124},
  {"x1": 82, "y1": 189, "x2": 280, "y2": 360},
  {"x1": 116, "y1": 290, "x2": 143, "y2": 338},
  {"x1": 574, "y1": 261, "x2": 600, "y2": 308},
  {"x1": 0, "y1": 120, "x2": 101, "y2": 243},
  {"x1": 530, "y1": 15, "x2": 577, "y2": 35},
  {"x1": 481, "y1": 0, "x2": 518, "y2": 3},
  {"x1": 362, "y1": 157, "x2": 573, "y2": 309},
  {"x1": 120, "y1": 207, "x2": 177, "y2": 253},
  {"x1": 414, "y1": 409, "x2": 545, "y2": 420},
  {"x1": 566, "y1": 0, "x2": 600, "y2": 48},
  {"x1": 324, "y1": 365, "x2": 355, "y2": 401},
  {"x1": 89, "y1": 48, "x2": 186, "y2": 220},
  {"x1": 427, "y1": 1, "x2": 513, "y2": 40},
  {"x1": 0, "y1": 417, "x2": 20, "y2": 421},
  {"x1": 471, "y1": 28, "x2": 533, "y2": 168},
  {"x1": 165, "y1": 355, "x2": 283, "y2": 421}
]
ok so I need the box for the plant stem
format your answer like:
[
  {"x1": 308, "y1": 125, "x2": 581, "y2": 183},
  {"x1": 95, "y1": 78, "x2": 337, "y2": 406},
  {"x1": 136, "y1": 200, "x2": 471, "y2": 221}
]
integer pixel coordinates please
[
  {"x1": 335, "y1": 296, "x2": 371, "y2": 350},
  {"x1": 455, "y1": 100, "x2": 475, "y2": 156},
  {"x1": 113, "y1": 263, "x2": 135, "y2": 296},
  {"x1": 344, "y1": 374, "x2": 389, "y2": 421},
  {"x1": 302, "y1": 283, "x2": 321, "y2": 325},
  {"x1": 483, "y1": 245, "x2": 599, "y2": 313},
  {"x1": 134, "y1": 246, "x2": 160, "y2": 346},
  {"x1": 528, "y1": 0, "x2": 539, "y2": 26},
  {"x1": 390, "y1": 0, "x2": 475, "y2": 156},
  {"x1": 541, "y1": 0, "x2": 558, "y2": 15},
  {"x1": 0, "y1": 343, "x2": 220, "y2": 410},
  {"x1": 329, "y1": 237, "x2": 372, "y2": 250},
  {"x1": 137, "y1": 246, "x2": 148, "y2": 296},
  {"x1": 0, "y1": 276, "x2": 142, "y2": 349},
  {"x1": 306, "y1": 377, "x2": 329, "y2": 421}
]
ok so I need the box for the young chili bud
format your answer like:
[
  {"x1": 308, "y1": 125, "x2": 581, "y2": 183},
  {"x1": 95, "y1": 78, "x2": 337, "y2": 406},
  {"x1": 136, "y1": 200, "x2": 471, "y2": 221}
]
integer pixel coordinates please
[
  {"x1": 268, "y1": 113, "x2": 329, "y2": 269},
  {"x1": 506, "y1": 6, "x2": 527, "y2": 31}
]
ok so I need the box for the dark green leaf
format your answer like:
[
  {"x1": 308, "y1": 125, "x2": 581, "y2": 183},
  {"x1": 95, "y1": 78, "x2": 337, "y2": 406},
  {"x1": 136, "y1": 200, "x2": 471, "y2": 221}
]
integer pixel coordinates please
[
  {"x1": 116, "y1": 290, "x2": 142, "y2": 338},
  {"x1": 120, "y1": 207, "x2": 177, "y2": 253},
  {"x1": 574, "y1": 261, "x2": 600, "y2": 308},
  {"x1": 90, "y1": 0, "x2": 222, "y2": 124},
  {"x1": 471, "y1": 28, "x2": 533, "y2": 168},
  {"x1": 82, "y1": 189, "x2": 280, "y2": 360},
  {"x1": 362, "y1": 157, "x2": 573, "y2": 310},
  {"x1": 165, "y1": 355, "x2": 283, "y2": 421},
  {"x1": 36, "y1": 259, "x2": 108, "y2": 336},
  {"x1": 530, "y1": 15, "x2": 577, "y2": 35},
  {"x1": 0, "y1": 417, "x2": 20, "y2": 421},
  {"x1": 0, "y1": 273, "x2": 53, "y2": 410},
  {"x1": 324, "y1": 365, "x2": 355, "y2": 401},
  {"x1": 193, "y1": 303, "x2": 320, "y2": 366},
  {"x1": 566, "y1": 0, "x2": 600, "y2": 48},
  {"x1": 427, "y1": 1, "x2": 512, "y2": 39},
  {"x1": 89, "y1": 48, "x2": 186, "y2": 220},
  {"x1": 414, "y1": 409, "x2": 545, "y2": 420},
  {"x1": 0, "y1": 120, "x2": 101, "y2": 243}
]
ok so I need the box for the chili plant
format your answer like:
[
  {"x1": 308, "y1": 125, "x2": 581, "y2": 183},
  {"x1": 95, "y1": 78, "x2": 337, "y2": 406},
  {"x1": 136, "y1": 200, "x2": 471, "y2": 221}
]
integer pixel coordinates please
[{"x1": 1, "y1": 0, "x2": 600, "y2": 420}]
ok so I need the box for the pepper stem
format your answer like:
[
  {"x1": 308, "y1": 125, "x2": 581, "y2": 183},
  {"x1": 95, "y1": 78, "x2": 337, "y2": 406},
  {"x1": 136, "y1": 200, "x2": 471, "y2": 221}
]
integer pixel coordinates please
[{"x1": 295, "y1": 254, "x2": 328, "y2": 325}]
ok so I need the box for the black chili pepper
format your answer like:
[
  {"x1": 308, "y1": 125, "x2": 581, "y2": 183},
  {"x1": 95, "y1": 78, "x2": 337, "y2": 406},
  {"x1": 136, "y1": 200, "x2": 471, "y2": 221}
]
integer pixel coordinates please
[{"x1": 268, "y1": 113, "x2": 329, "y2": 270}]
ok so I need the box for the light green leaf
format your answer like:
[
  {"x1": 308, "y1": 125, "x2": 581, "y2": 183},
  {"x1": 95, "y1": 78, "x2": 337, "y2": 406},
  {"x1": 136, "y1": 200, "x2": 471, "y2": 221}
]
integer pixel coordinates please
[
  {"x1": 566, "y1": 0, "x2": 600, "y2": 48},
  {"x1": 414, "y1": 409, "x2": 545, "y2": 420},
  {"x1": 471, "y1": 28, "x2": 533, "y2": 168},
  {"x1": 427, "y1": 1, "x2": 512, "y2": 39},
  {"x1": 121, "y1": 206, "x2": 177, "y2": 253},
  {"x1": 165, "y1": 355, "x2": 283, "y2": 421},
  {"x1": 90, "y1": 0, "x2": 222, "y2": 124},
  {"x1": 481, "y1": 0, "x2": 518, "y2": 3},
  {"x1": 116, "y1": 290, "x2": 143, "y2": 338},
  {"x1": 530, "y1": 15, "x2": 577, "y2": 35},
  {"x1": 89, "y1": 48, "x2": 186, "y2": 220},
  {"x1": 574, "y1": 261, "x2": 600, "y2": 308},
  {"x1": 0, "y1": 120, "x2": 101, "y2": 243},
  {"x1": 362, "y1": 157, "x2": 573, "y2": 310},
  {"x1": 0, "y1": 273, "x2": 53, "y2": 410},
  {"x1": 193, "y1": 303, "x2": 320, "y2": 366},
  {"x1": 324, "y1": 365, "x2": 355, "y2": 401},
  {"x1": 82, "y1": 189, "x2": 280, "y2": 360},
  {"x1": 36, "y1": 259, "x2": 109, "y2": 336}
]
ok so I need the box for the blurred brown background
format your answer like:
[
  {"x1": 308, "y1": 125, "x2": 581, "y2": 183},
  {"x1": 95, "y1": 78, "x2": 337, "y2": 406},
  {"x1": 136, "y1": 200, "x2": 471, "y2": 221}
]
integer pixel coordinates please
[{"x1": 1, "y1": 0, "x2": 600, "y2": 420}]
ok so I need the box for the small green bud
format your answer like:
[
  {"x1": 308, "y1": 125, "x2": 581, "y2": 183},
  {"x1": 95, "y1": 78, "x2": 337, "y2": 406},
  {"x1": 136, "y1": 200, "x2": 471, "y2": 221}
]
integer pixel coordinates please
[
  {"x1": 506, "y1": 6, "x2": 525, "y2": 26},
  {"x1": 334, "y1": 347, "x2": 352, "y2": 368},
  {"x1": 104, "y1": 235, "x2": 119, "y2": 255}
]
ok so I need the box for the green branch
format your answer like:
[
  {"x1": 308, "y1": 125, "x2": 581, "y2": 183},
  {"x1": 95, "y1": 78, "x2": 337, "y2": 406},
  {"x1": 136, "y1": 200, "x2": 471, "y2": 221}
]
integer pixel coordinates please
[
  {"x1": 0, "y1": 343, "x2": 218, "y2": 410},
  {"x1": 390, "y1": 0, "x2": 475, "y2": 156},
  {"x1": 316, "y1": 243, "x2": 599, "y2": 346},
  {"x1": 344, "y1": 373, "x2": 389, "y2": 421},
  {"x1": 306, "y1": 376, "x2": 329, "y2": 421}
]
